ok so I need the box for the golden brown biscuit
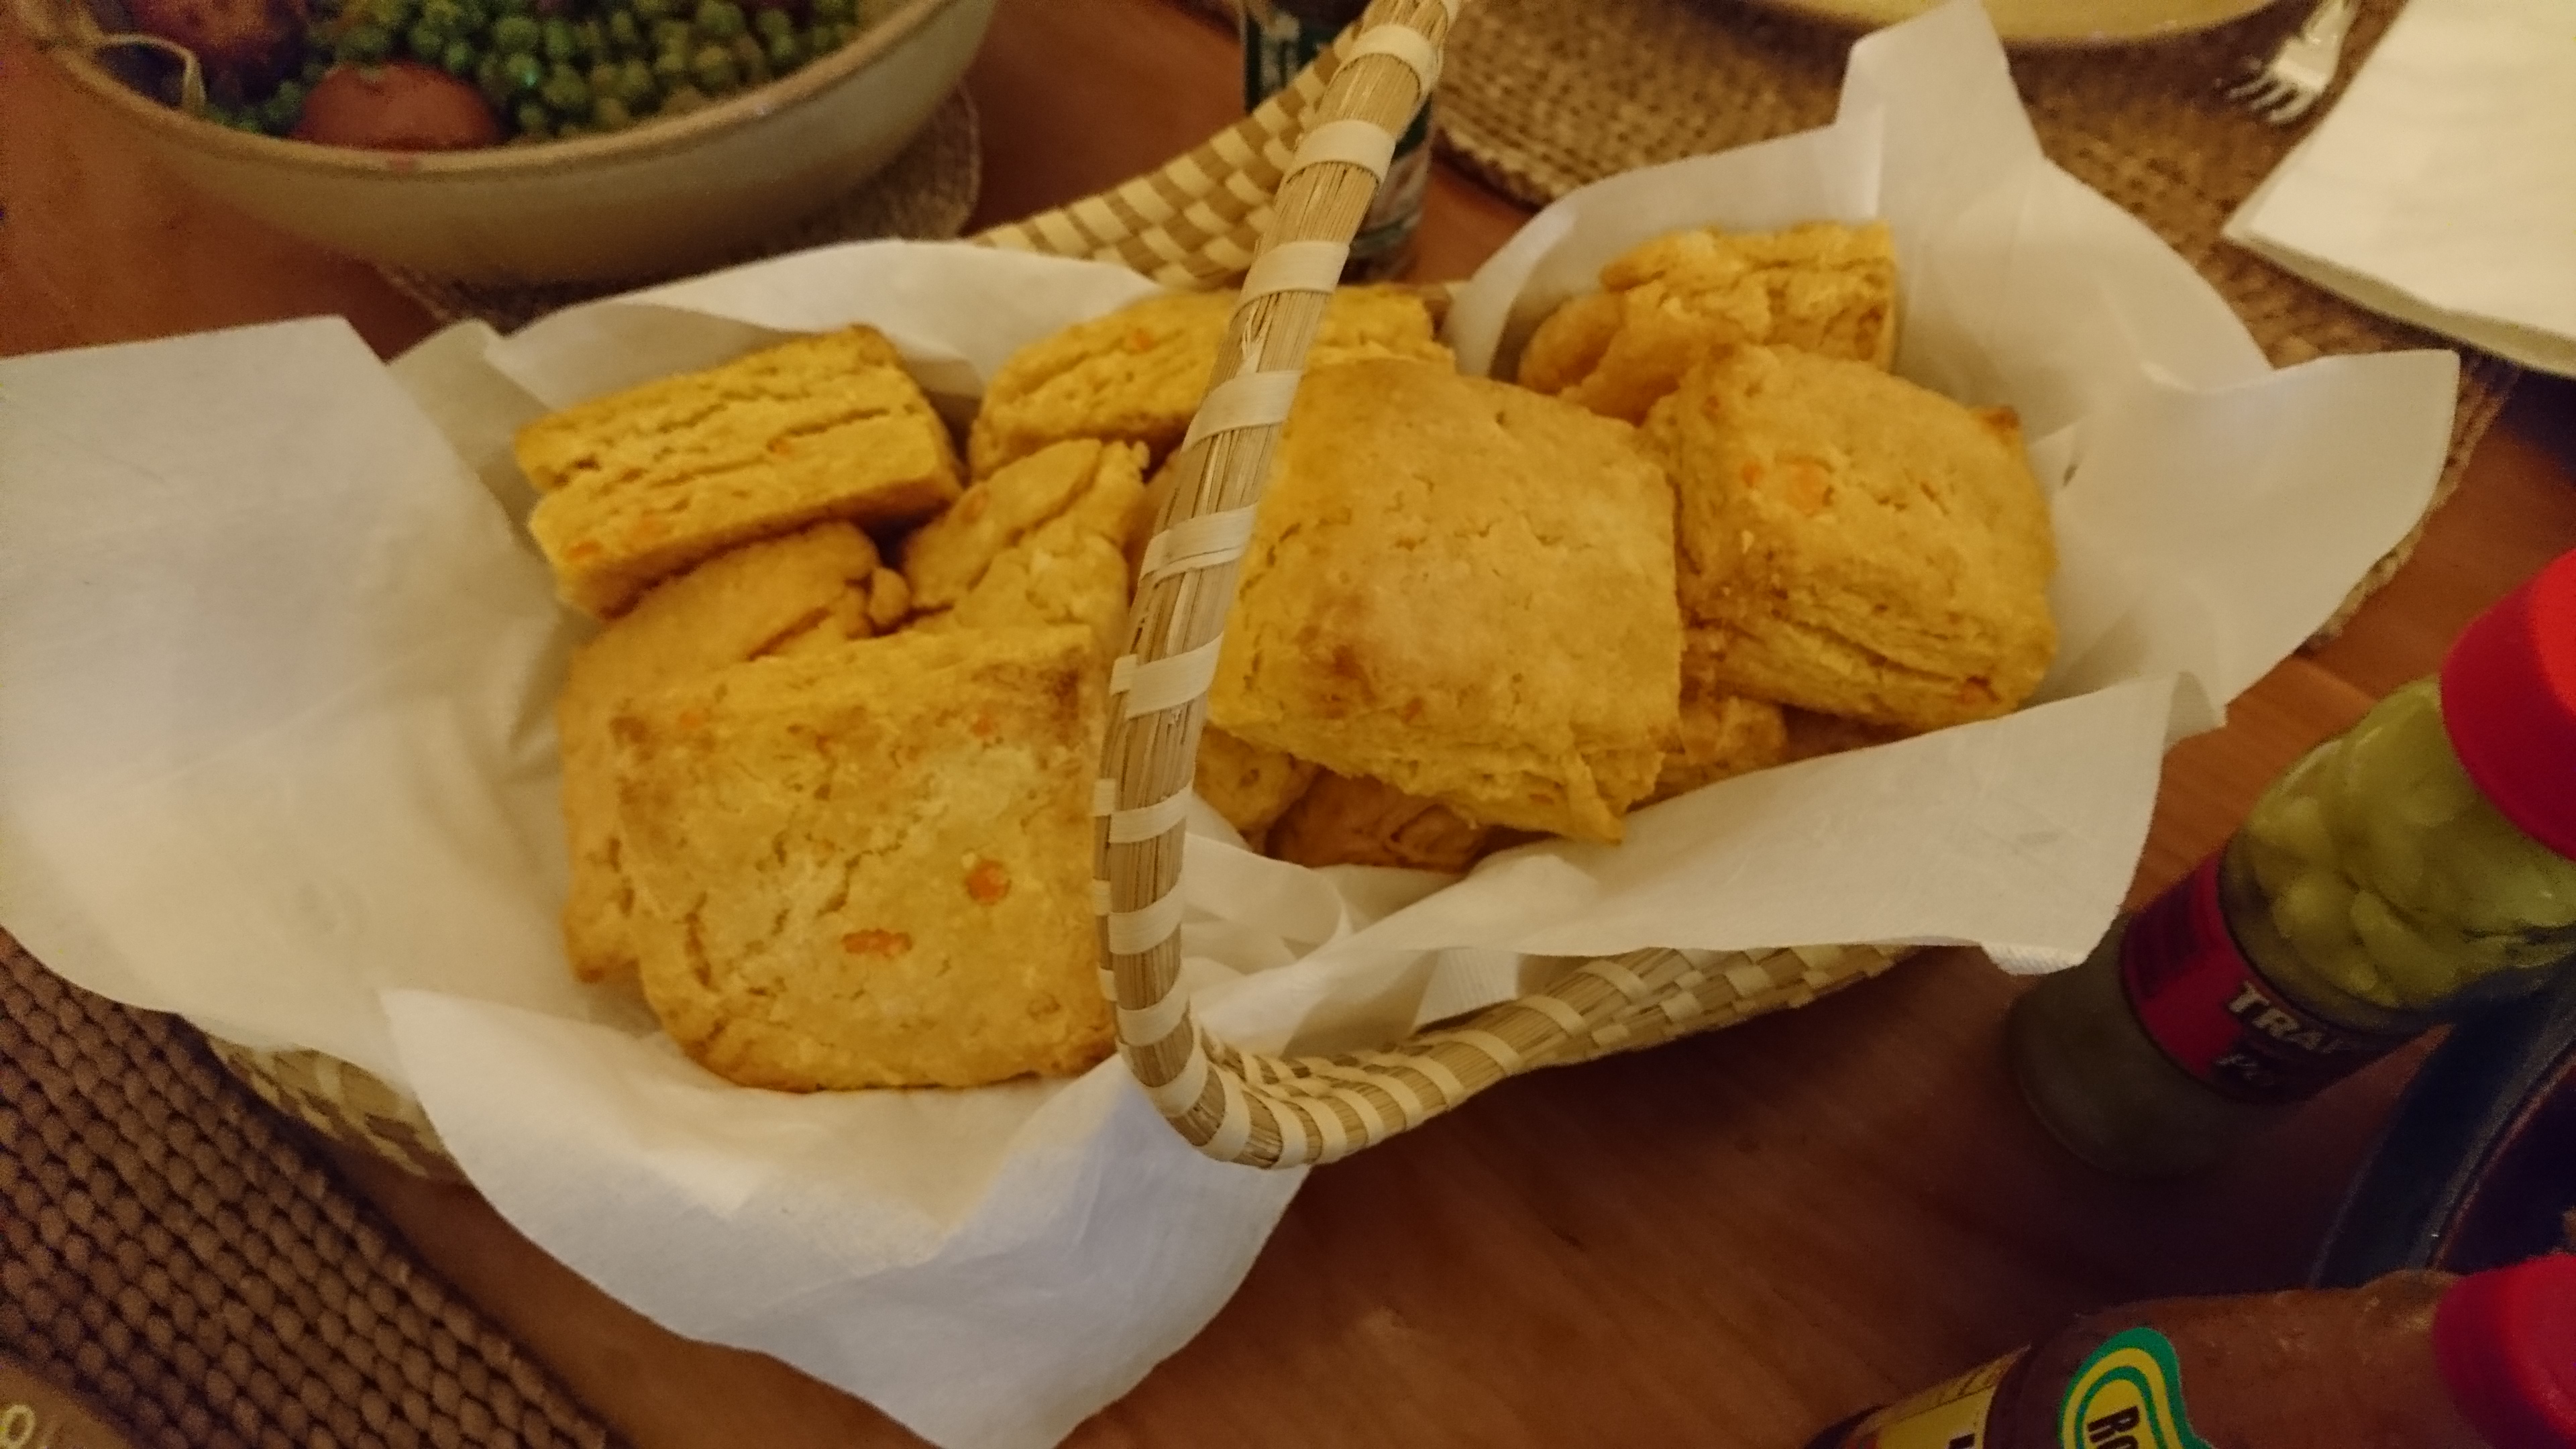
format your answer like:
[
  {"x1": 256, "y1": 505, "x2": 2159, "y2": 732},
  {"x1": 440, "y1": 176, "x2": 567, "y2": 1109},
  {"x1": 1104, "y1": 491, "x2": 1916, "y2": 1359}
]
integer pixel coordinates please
[
  {"x1": 1192, "y1": 727, "x2": 1320, "y2": 847},
  {"x1": 1519, "y1": 221, "x2": 1898, "y2": 424},
  {"x1": 1210, "y1": 359, "x2": 1682, "y2": 843},
  {"x1": 905, "y1": 439, "x2": 1150, "y2": 655},
  {"x1": 1780, "y1": 706, "x2": 1909, "y2": 763},
  {"x1": 1265, "y1": 771, "x2": 1503, "y2": 873},
  {"x1": 1647, "y1": 684, "x2": 1789, "y2": 804},
  {"x1": 967, "y1": 286, "x2": 1454, "y2": 477},
  {"x1": 522, "y1": 327, "x2": 961, "y2": 618},
  {"x1": 1646, "y1": 345, "x2": 2057, "y2": 734},
  {"x1": 556, "y1": 523, "x2": 903, "y2": 985},
  {"x1": 610, "y1": 626, "x2": 1114, "y2": 1091}
]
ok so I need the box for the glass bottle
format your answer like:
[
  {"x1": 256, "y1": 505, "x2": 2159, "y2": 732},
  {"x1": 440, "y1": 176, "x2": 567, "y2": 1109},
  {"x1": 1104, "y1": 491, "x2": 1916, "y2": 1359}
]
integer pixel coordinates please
[
  {"x1": 1238, "y1": 0, "x2": 1431, "y2": 280},
  {"x1": 2010, "y1": 548, "x2": 2576, "y2": 1177},
  {"x1": 1805, "y1": 1256, "x2": 2576, "y2": 1449}
]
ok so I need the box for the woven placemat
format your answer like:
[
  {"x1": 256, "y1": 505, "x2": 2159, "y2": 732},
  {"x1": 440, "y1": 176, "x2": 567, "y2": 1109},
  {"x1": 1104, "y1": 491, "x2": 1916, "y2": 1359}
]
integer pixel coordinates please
[
  {"x1": 0, "y1": 931, "x2": 623, "y2": 1449},
  {"x1": 1434, "y1": 0, "x2": 2515, "y2": 638},
  {"x1": 384, "y1": 88, "x2": 982, "y2": 335}
]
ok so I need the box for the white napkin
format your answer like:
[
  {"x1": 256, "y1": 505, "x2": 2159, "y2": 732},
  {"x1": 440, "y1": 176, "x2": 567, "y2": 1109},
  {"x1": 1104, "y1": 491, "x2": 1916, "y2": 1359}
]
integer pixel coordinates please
[{"x1": 2225, "y1": 0, "x2": 2576, "y2": 376}]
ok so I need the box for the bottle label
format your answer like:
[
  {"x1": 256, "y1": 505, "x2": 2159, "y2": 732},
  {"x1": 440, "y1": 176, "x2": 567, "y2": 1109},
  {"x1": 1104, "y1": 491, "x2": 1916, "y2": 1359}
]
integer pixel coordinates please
[
  {"x1": 1845, "y1": 1349, "x2": 2019, "y2": 1448},
  {"x1": 2057, "y1": 1328, "x2": 2212, "y2": 1449},
  {"x1": 2118, "y1": 851, "x2": 2409, "y2": 1104},
  {"x1": 1240, "y1": 2, "x2": 1432, "y2": 268}
]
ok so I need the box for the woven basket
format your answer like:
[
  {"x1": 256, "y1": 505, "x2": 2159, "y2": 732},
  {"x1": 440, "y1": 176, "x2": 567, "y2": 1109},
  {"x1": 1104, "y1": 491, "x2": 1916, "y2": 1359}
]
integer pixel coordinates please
[{"x1": 219, "y1": 0, "x2": 1907, "y2": 1176}]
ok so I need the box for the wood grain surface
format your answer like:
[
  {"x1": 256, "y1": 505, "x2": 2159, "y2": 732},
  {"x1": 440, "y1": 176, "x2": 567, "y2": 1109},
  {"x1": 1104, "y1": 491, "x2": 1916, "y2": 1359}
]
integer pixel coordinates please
[{"x1": 6, "y1": 0, "x2": 2574, "y2": 1443}]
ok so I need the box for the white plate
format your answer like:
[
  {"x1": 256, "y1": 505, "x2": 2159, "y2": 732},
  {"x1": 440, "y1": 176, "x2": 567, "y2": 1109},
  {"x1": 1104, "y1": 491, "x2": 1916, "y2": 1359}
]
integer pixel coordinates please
[{"x1": 1745, "y1": 0, "x2": 2287, "y2": 46}]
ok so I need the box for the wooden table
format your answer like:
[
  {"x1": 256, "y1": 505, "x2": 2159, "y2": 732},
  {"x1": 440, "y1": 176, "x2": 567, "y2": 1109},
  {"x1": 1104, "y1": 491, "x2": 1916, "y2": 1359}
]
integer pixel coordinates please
[{"x1": 6, "y1": 1, "x2": 2574, "y2": 1444}]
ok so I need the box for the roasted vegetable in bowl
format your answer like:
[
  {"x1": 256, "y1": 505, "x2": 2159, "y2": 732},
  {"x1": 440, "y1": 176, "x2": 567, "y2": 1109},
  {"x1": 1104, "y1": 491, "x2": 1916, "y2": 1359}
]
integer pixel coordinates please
[{"x1": 130, "y1": 0, "x2": 901, "y2": 146}]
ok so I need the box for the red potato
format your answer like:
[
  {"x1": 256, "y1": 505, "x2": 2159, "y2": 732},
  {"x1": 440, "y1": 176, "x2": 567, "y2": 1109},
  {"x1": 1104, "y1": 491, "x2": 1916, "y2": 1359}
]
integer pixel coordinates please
[{"x1": 290, "y1": 61, "x2": 504, "y2": 150}]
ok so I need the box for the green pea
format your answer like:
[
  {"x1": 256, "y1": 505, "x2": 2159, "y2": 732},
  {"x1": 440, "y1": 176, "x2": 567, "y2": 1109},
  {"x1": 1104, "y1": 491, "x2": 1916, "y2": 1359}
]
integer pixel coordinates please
[
  {"x1": 590, "y1": 94, "x2": 633, "y2": 129},
  {"x1": 631, "y1": 0, "x2": 672, "y2": 19},
  {"x1": 693, "y1": 0, "x2": 744, "y2": 39},
  {"x1": 751, "y1": 5, "x2": 789, "y2": 36},
  {"x1": 406, "y1": 22, "x2": 443, "y2": 58},
  {"x1": 541, "y1": 61, "x2": 589, "y2": 111},
  {"x1": 689, "y1": 42, "x2": 738, "y2": 91},
  {"x1": 452, "y1": 0, "x2": 488, "y2": 28},
  {"x1": 258, "y1": 85, "x2": 305, "y2": 132},
  {"x1": 761, "y1": 26, "x2": 800, "y2": 71},
  {"x1": 607, "y1": 11, "x2": 643, "y2": 51},
  {"x1": 370, "y1": 0, "x2": 416, "y2": 32},
  {"x1": 335, "y1": 23, "x2": 394, "y2": 61},
  {"x1": 721, "y1": 32, "x2": 765, "y2": 83},
  {"x1": 515, "y1": 99, "x2": 551, "y2": 135},
  {"x1": 301, "y1": 54, "x2": 332, "y2": 84},
  {"x1": 659, "y1": 83, "x2": 709, "y2": 115},
  {"x1": 492, "y1": 14, "x2": 539, "y2": 50},
  {"x1": 652, "y1": 17, "x2": 693, "y2": 51},
  {"x1": 541, "y1": 17, "x2": 577, "y2": 61},
  {"x1": 504, "y1": 49, "x2": 547, "y2": 93},
  {"x1": 651, "y1": 46, "x2": 690, "y2": 87},
  {"x1": 441, "y1": 38, "x2": 476, "y2": 72},
  {"x1": 809, "y1": 0, "x2": 851, "y2": 22},
  {"x1": 616, "y1": 56, "x2": 655, "y2": 103}
]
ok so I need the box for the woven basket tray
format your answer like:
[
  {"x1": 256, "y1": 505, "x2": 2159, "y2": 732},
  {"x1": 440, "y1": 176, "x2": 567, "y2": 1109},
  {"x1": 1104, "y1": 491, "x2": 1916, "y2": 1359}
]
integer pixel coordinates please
[{"x1": 219, "y1": 0, "x2": 1907, "y2": 1176}]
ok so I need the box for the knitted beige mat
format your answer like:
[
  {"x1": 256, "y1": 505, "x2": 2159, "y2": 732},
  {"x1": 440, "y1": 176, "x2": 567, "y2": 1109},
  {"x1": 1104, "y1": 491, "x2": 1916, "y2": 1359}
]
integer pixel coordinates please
[
  {"x1": 386, "y1": 89, "x2": 981, "y2": 336},
  {"x1": 0, "y1": 932, "x2": 622, "y2": 1449}
]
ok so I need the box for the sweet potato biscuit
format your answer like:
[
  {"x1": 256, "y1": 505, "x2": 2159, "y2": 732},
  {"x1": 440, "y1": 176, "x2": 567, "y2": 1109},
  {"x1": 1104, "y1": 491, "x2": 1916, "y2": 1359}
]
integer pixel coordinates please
[
  {"x1": 1519, "y1": 221, "x2": 1898, "y2": 424},
  {"x1": 1193, "y1": 727, "x2": 1320, "y2": 847},
  {"x1": 555, "y1": 523, "x2": 903, "y2": 985},
  {"x1": 1646, "y1": 345, "x2": 2057, "y2": 734},
  {"x1": 904, "y1": 439, "x2": 1150, "y2": 655},
  {"x1": 966, "y1": 285, "x2": 1454, "y2": 478},
  {"x1": 610, "y1": 626, "x2": 1114, "y2": 1091},
  {"x1": 1210, "y1": 358, "x2": 1682, "y2": 843},
  {"x1": 1265, "y1": 771, "x2": 1503, "y2": 873},
  {"x1": 1646, "y1": 683, "x2": 1790, "y2": 804},
  {"x1": 522, "y1": 327, "x2": 962, "y2": 618}
]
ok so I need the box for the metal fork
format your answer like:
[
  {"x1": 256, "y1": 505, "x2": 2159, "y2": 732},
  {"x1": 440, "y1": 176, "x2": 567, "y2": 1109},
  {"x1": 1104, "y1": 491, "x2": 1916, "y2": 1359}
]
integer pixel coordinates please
[{"x1": 2224, "y1": 0, "x2": 2359, "y2": 123}]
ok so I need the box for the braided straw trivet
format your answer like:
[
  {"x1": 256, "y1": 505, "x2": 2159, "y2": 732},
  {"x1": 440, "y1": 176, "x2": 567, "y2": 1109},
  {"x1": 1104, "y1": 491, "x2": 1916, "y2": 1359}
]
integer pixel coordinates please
[
  {"x1": 0, "y1": 930, "x2": 621, "y2": 1449},
  {"x1": 381, "y1": 89, "x2": 982, "y2": 335}
]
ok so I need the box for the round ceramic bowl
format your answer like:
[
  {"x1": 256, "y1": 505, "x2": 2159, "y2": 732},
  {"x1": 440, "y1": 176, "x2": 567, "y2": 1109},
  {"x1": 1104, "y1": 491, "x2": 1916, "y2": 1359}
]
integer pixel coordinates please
[{"x1": 15, "y1": 0, "x2": 996, "y2": 282}]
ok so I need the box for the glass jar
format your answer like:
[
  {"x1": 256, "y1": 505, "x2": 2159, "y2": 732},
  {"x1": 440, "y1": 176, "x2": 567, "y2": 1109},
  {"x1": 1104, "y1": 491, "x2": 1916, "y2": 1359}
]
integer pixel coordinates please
[
  {"x1": 1238, "y1": 0, "x2": 1431, "y2": 280},
  {"x1": 1805, "y1": 1256, "x2": 2576, "y2": 1449},
  {"x1": 2009, "y1": 548, "x2": 2576, "y2": 1177}
]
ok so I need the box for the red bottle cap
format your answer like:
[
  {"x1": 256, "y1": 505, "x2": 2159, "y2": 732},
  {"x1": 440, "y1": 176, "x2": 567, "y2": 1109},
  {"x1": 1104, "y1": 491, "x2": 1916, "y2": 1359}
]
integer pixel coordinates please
[
  {"x1": 2441, "y1": 547, "x2": 2576, "y2": 861},
  {"x1": 2434, "y1": 1254, "x2": 2576, "y2": 1448}
]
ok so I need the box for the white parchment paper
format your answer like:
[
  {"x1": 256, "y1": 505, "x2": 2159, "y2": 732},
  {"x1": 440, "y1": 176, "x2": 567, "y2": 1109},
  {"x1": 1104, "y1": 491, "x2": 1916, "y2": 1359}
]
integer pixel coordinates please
[{"x1": 0, "y1": 5, "x2": 2457, "y2": 1446}]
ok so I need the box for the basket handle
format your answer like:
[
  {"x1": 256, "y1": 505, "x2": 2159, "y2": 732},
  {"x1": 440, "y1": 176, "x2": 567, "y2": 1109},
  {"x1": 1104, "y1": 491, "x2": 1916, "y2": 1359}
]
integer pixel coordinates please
[{"x1": 1066, "y1": 0, "x2": 1907, "y2": 1169}]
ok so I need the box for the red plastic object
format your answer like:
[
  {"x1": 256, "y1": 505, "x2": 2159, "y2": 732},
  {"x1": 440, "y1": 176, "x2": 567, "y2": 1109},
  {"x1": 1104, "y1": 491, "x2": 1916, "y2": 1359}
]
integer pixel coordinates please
[
  {"x1": 2434, "y1": 1253, "x2": 2576, "y2": 1449},
  {"x1": 2442, "y1": 548, "x2": 2576, "y2": 861}
]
